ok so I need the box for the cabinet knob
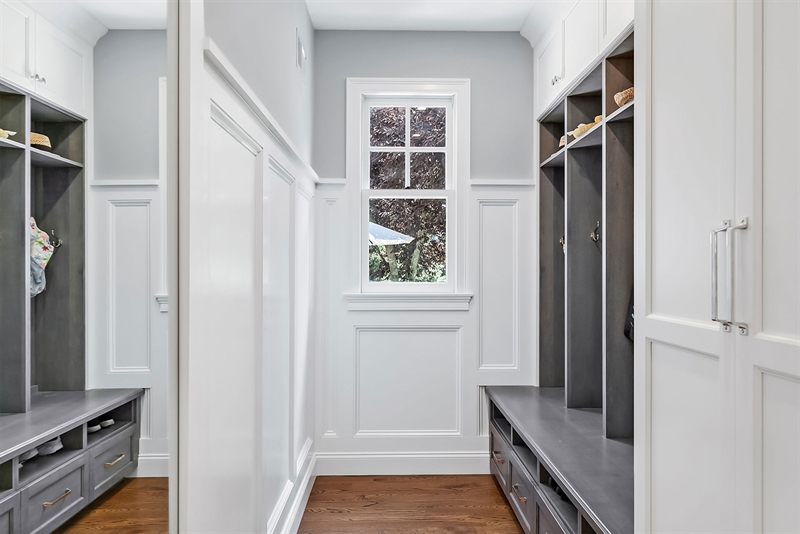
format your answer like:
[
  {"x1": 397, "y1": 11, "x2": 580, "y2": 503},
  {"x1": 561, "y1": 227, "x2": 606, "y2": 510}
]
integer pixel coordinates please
[{"x1": 39, "y1": 77, "x2": 46, "y2": 85}]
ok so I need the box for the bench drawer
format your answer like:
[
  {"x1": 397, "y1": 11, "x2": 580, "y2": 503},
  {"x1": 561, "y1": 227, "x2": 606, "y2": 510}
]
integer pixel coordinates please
[
  {"x1": 537, "y1": 492, "x2": 567, "y2": 534},
  {"x1": 489, "y1": 421, "x2": 510, "y2": 489},
  {"x1": 508, "y1": 461, "x2": 536, "y2": 533},
  {"x1": 0, "y1": 492, "x2": 20, "y2": 534},
  {"x1": 21, "y1": 454, "x2": 88, "y2": 534},
  {"x1": 89, "y1": 425, "x2": 135, "y2": 501}
]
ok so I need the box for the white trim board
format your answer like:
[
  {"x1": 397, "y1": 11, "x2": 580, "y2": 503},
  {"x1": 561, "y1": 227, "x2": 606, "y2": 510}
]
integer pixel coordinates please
[
  {"x1": 131, "y1": 453, "x2": 170, "y2": 478},
  {"x1": 315, "y1": 451, "x2": 490, "y2": 476}
]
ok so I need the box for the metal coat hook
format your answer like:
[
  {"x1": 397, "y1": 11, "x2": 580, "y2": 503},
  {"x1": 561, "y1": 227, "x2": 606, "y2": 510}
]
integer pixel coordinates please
[
  {"x1": 590, "y1": 221, "x2": 600, "y2": 242},
  {"x1": 559, "y1": 236, "x2": 566, "y2": 254},
  {"x1": 50, "y1": 230, "x2": 63, "y2": 249}
]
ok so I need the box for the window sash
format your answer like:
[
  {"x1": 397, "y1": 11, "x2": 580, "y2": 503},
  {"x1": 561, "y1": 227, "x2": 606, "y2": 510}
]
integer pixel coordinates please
[{"x1": 361, "y1": 189, "x2": 455, "y2": 293}]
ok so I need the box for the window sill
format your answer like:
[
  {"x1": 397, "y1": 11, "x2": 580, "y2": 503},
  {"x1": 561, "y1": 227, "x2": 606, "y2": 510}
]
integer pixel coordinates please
[{"x1": 344, "y1": 293, "x2": 473, "y2": 312}]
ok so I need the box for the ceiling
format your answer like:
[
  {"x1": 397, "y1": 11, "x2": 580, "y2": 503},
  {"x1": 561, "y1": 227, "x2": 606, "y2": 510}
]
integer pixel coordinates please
[
  {"x1": 306, "y1": 1, "x2": 536, "y2": 32},
  {"x1": 76, "y1": 0, "x2": 167, "y2": 30}
]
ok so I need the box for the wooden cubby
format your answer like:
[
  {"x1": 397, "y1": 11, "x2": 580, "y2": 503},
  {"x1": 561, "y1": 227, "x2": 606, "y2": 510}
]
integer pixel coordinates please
[
  {"x1": 0, "y1": 86, "x2": 86, "y2": 413},
  {"x1": 537, "y1": 29, "x2": 635, "y2": 437}
]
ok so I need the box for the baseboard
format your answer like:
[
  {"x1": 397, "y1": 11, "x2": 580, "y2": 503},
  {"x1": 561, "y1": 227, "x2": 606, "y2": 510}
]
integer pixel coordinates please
[
  {"x1": 130, "y1": 453, "x2": 169, "y2": 478},
  {"x1": 315, "y1": 451, "x2": 490, "y2": 476},
  {"x1": 276, "y1": 450, "x2": 317, "y2": 534}
]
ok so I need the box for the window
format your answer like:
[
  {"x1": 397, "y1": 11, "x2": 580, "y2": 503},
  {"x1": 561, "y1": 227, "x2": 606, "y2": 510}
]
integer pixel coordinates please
[
  {"x1": 347, "y1": 79, "x2": 470, "y2": 296},
  {"x1": 365, "y1": 102, "x2": 452, "y2": 290}
]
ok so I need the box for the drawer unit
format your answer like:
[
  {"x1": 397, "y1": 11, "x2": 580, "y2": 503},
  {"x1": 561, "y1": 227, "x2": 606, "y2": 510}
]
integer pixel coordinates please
[
  {"x1": 489, "y1": 422, "x2": 510, "y2": 489},
  {"x1": 508, "y1": 461, "x2": 536, "y2": 534},
  {"x1": 0, "y1": 492, "x2": 20, "y2": 534},
  {"x1": 20, "y1": 454, "x2": 88, "y2": 534},
  {"x1": 88, "y1": 426, "x2": 135, "y2": 501}
]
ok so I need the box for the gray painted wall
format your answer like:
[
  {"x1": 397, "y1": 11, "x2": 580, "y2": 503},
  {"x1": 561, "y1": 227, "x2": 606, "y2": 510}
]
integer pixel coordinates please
[
  {"x1": 94, "y1": 30, "x2": 166, "y2": 181},
  {"x1": 204, "y1": 0, "x2": 315, "y2": 162},
  {"x1": 313, "y1": 31, "x2": 533, "y2": 181}
]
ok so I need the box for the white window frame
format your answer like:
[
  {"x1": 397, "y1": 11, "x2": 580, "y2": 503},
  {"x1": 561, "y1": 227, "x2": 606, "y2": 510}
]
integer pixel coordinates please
[{"x1": 346, "y1": 78, "x2": 471, "y2": 295}]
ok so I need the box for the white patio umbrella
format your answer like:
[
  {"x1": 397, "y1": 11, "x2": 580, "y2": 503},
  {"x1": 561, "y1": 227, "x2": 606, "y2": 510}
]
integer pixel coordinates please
[{"x1": 368, "y1": 222, "x2": 414, "y2": 246}]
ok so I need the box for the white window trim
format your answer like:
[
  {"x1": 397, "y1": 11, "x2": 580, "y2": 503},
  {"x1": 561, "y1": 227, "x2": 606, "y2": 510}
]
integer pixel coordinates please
[{"x1": 346, "y1": 78, "x2": 471, "y2": 296}]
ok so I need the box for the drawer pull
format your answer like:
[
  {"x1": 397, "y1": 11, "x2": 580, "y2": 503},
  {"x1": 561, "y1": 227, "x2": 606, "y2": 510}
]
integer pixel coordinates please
[
  {"x1": 105, "y1": 454, "x2": 126, "y2": 468},
  {"x1": 491, "y1": 450, "x2": 505, "y2": 464},
  {"x1": 43, "y1": 488, "x2": 71, "y2": 508},
  {"x1": 512, "y1": 483, "x2": 527, "y2": 503}
]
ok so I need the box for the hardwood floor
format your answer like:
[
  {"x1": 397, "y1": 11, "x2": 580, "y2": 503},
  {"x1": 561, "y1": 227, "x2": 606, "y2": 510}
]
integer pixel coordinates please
[
  {"x1": 298, "y1": 475, "x2": 524, "y2": 534},
  {"x1": 55, "y1": 478, "x2": 168, "y2": 534}
]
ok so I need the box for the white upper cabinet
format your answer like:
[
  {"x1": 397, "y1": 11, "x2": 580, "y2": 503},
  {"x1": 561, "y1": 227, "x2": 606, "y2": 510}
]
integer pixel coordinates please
[
  {"x1": 0, "y1": 0, "x2": 36, "y2": 90},
  {"x1": 0, "y1": 0, "x2": 93, "y2": 116},
  {"x1": 536, "y1": 23, "x2": 564, "y2": 113},
  {"x1": 33, "y1": 16, "x2": 91, "y2": 116},
  {"x1": 600, "y1": 0, "x2": 634, "y2": 50},
  {"x1": 563, "y1": 0, "x2": 599, "y2": 84}
]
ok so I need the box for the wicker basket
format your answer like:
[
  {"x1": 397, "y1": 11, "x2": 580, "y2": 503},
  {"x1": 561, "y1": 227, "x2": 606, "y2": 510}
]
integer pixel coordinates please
[
  {"x1": 614, "y1": 87, "x2": 634, "y2": 108},
  {"x1": 30, "y1": 132, "x2": 52, "y2": 151}
]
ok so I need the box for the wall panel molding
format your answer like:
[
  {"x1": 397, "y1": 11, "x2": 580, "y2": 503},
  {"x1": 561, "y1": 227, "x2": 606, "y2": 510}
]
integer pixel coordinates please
[
  {"x1": 354, "y1": 325, "x2": 462, "y2": 437},
  {"x1": 107, "y1": 199, "x2": 152, "y2": 374},
  {"x1": 478, "y1": 199, "x2": 520, "y2": 371}
]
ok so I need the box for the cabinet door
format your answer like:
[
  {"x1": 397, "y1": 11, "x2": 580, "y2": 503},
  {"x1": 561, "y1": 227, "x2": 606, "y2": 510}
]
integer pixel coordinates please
[
  {"x1": 600, "y1": 0, "x2": 633, "y2": 50},
  {"x1": 33, "y1": 16, "x2": 91, "y2": 116},
  {"x1": 536, "y1": 24, "x2": 563, "y2": 113},
  {"x1": 563, "y1": 0, "x2": 599, "y2": 85},
  {"x1": 0, "y1": 0, "x2": 36, "y2": 90}
]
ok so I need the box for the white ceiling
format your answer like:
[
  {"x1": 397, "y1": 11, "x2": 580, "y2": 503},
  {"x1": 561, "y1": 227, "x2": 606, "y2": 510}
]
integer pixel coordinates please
[
  {"x1": 76, "y1": 0, "x2": 167, "y2": 30},
  {"x1": 306, "y1": 0, "x2": 537, "y2": 32}
]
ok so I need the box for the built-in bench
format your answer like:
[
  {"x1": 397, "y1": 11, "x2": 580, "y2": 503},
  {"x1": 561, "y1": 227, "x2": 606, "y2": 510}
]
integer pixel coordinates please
[
  {"x1": 0, "y1": 388, "x2": 144, "y2": 534},
  {"x1": 487, "y1": 386, "x2": 633, "y2": 534}
]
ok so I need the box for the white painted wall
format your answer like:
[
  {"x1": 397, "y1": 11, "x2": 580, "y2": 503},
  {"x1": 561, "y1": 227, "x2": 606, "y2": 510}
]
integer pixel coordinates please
[
  {"x1": 203, "y1": 0, "x2": 315, "y2": 162},
  {"x1": 88, "y1": 31, "x2": 169, "y2": 477},
  {"x1": 313, "y1": 34, "x2": 537, "y2": 475},
  {"x1": 313, "y1": 31, "x2": 533, "y2": 182}
]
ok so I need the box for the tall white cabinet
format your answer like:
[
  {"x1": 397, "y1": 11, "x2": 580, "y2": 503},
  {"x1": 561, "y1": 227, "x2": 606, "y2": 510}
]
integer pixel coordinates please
[{"x1": 635, "y1": 1, "x2": 800, "y2": 532}]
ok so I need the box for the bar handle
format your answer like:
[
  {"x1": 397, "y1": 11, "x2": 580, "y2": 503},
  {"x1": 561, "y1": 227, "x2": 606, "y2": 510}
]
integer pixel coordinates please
[
  {"x1": 512, "y1": 483, "x2": 527, "y2": 503},
  {"x1": 43, "y1": 489, "x2": 71, "y2": 508},
  {"x1": 491, "y1": 451, "x2": 504, "y2": 465},
  {"x1": 105, "y1": 454, "x2": 126, "y2": 468},
  {"x1": 710, "y1": 220, "x2": 730, "y2": 328}
]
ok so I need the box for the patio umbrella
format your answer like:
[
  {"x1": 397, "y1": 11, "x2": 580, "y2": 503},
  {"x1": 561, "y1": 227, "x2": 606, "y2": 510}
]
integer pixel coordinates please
[{"x1": 368, "y1": 222, "x2": 414, "y2": 246}]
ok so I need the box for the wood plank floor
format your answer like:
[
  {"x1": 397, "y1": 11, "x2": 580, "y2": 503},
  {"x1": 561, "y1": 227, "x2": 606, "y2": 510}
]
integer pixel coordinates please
[
  {"x1": 55, "y1": 478, "x2": 168, "y2": 534},
  {"x1": 298, "y1": 475, "x2": 524, "y2": 534}
]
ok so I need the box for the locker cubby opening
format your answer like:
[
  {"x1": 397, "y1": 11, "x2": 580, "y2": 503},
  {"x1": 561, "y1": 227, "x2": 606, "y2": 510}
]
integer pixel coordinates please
[
  {"x1": 18, "y1": 424, "x2": 84, "y2": 487},
  {"x1": 88, "y1": 400, "x2": 135, "y2": 446},
  {"x1": 580, "y1": 514, "x2": 600, "y2": 534},
  {"x1": 540, "y1": 102, "x2": 566, "y2": 165},
  {"x1": 539, "y1": 166, "x2": 565, "y2": 386},
  {"x1": 511, "y1": 430, "x2": 538, "y2": 475},
  {"x1": 30, "y1": 165, "x2": 85, "y2": 393},
  {"x1": 603, "y1": 121, "x2": 634, "y2": 439},
  {"x1": 490, "y1": 402, "x2": 512, "y2": 441},
  {"x1": 0, "y1": 146, "x2": 28, "y2": 413},
  {"x1": 30, "y1": 99, "x2": 85, "y2": 166},
  {"x1": 539, "y1": 462, "x2": 579, "y2": 534},
  {"x1": 566, "y1": 94, "x2": 602, "y2": 146},
  {"x1": 0, "y1": 459, "x2": 13, "y2": 494},
  {"x1": 605, "y1": 33, "x2": 635, "y2": 117},
  {"x1": 0, "y1": 87, "x2": 26, "y2": 146},
  {"x1": 565, "y1": 148, "x2": 603, "y2": 409}
]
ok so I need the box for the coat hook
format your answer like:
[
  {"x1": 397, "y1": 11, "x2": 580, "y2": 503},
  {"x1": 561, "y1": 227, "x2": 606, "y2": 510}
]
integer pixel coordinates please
[
  {"x1": 590, "y1": 221, "x2": 600, "y2": 242},
  {"x1": 559, "y1": 236, "x2": 566, "y2": 254},
  {"x1": 50, "y1": 230, "x2": 63, "y2": 249}
]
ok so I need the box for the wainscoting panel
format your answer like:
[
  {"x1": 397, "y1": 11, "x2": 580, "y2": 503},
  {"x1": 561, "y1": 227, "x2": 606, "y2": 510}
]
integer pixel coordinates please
[
  {"x1": 108, "y1": 199, "x2": 152, "y2": 372},
  {"x1": 478, "y1": 199, "x2": 519, "y2": 370},
  {"x1": 355, "y1": 326, "x2": 462, "y2": 436}
]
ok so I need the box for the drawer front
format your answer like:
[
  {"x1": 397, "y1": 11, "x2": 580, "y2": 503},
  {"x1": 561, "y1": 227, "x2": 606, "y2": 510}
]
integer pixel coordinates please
[
  {"x1": 0, "y1": 492, "x2": 20, "y2": 534},
  {"x1": 536, "y1": 494, "x2": 566, "y2": 534},
  {"x1": 508, "y1": 461, "x2": 536, "y2": 534},
  {"x1": 89, "y1": 426, "x2": 135, "y2": 501},
  {"x1": 489, "y1": 422, "x2": 510, "y2": 488},
  {"x1": 21, "y1": 454, "x2": 88, "y2": 534}
]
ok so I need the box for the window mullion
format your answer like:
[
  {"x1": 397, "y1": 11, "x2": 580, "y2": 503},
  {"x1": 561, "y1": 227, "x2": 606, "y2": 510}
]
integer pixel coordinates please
[{"x1": 405, "y1": 106, "x2": 411, "y2": 188}]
